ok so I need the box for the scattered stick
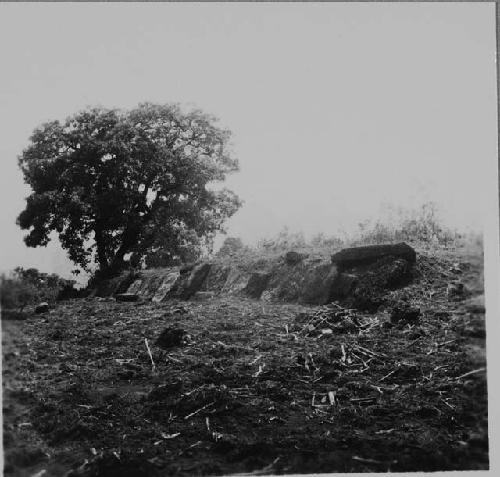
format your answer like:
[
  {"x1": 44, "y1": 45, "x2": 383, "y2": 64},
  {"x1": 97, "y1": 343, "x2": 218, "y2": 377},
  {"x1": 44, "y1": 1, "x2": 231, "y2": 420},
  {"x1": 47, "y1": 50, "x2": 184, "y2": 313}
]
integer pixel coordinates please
[
  {"x1": 454, "y1": 367, "x2": 487, "y2": 380},
  {"x1": 161, "y1": 432, "x2": 180, "y2": 439},
  {"x1": 229, "y1": 456, "x2": 281, "y2": 476},
  {"x1": 144, "y1": 338, "x2": 156, "y2": 373},
  {"x1": 441, "y1": 399, "x2": 456, "y2": 411},
  {"x1": 375, "y1": 428, "x2": 396, "y2": 435},
  {"x1": 353, "y1": 344, "x2": 387, "y2": 359},
  {"x1": 31, "y1": 471, "x2": 47, "y2": 477},
  {"x1": 252, "y1": 363, "x2": 266, "y2": 378},
  {"x1": 183, "y1": 384, "x2": 207, "y2": 396},
  {"x1": 249, "y1": 355, "x2": 262, "y2": 366},
  {"x1": 404, "y1": 337, "x2": 422, "y2": 349},
  {"x1": 179, "y1": 440, "x2": 203, "y2": 455},
  {"x1": 350, "y1": 397, "x2": 377, "y2": 404},
  {"x1": 184, "y1": 401, "x2": 216, "y2": 420},
  {"x1": 352, "y1": 455, "x2": 397, "y2": 465},
  {"x1": 165, "y1": 354, "x2": 183, "y2": 363},
  {"x1": 379, "y1": 369, "x2": 398, "y2": 382},
  {"x1": 437, "y1": 339, "x2": 456, "y2": 347},
  {"x1": 328, "y1": 391, "x2": 336, "y2": 405}
]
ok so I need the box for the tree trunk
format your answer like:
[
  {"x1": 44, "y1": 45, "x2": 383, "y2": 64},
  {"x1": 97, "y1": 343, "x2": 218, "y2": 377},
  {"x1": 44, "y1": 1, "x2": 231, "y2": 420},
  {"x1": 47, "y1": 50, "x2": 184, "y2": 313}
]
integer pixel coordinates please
[
  {"x1": 108, "y1": 222, "x2": 142, "y2": 274},
  {"x1": 94, "y1": 226, "x2": 111, "y2": 276}
]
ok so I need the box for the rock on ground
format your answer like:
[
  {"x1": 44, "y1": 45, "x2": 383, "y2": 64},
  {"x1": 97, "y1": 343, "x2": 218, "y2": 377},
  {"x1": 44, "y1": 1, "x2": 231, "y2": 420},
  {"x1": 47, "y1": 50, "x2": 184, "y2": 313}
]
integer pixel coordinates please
[
  {"x1": 34, "y1": 302, "x2": 49, "y2": 314},
  {"x1": 331, "y1": 242, "x2": 416, "y2": 270},
  {"x1": 115, "y1": 293, "x2": 139, "y2": 302}
]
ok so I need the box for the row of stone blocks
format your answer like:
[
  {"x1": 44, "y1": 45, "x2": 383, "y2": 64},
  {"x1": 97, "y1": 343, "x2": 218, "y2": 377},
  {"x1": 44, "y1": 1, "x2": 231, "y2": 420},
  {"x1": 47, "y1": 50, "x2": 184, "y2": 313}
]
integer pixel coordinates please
[{"x1": 114, "y1": 242, "x2": 416, "y2": 308}]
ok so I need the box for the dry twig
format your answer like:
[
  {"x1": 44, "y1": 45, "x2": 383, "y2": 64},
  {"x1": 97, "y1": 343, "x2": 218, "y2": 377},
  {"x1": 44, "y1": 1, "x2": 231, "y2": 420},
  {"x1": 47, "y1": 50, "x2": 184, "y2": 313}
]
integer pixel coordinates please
[{"x1": 144, "y1": 338, "x2": 156, "y2": 373}]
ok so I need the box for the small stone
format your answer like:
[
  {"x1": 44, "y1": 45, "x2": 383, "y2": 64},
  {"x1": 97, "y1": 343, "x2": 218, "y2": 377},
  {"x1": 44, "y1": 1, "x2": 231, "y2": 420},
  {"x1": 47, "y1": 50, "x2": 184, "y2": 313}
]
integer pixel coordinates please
[
  {"x1": 450, "y1": 263, "x2": 462, "y2": 274},
  {"x1": 115, "y1": 293, "x2": 139, "y2": 302},
  {"x1": 34, "y1": 302, "x2": 49, "y2": 314},
  {"x1": 329, "y1": 347, "x2": 343, "y2": 360}
]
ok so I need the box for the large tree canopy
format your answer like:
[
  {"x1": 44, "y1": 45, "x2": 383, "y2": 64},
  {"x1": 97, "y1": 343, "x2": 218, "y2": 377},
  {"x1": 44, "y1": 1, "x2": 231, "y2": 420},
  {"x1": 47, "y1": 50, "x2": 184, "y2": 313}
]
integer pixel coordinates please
[{"x1": 17, "y1": 103, "x2": 242, "y2": 276}]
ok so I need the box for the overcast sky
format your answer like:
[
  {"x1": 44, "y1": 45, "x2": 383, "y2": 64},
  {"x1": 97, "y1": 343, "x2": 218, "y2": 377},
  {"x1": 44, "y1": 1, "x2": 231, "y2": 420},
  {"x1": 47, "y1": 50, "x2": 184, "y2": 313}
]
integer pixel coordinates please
[{"x1": 0, "y1": 3, "x2": 497, "y2": 280}]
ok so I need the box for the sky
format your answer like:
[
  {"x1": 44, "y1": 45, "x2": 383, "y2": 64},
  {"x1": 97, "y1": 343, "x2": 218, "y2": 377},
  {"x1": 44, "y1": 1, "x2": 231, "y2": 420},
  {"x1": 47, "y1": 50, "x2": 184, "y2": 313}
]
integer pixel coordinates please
[{"x1": 0, "y1": 2, "x2": 497, "y2": 281}]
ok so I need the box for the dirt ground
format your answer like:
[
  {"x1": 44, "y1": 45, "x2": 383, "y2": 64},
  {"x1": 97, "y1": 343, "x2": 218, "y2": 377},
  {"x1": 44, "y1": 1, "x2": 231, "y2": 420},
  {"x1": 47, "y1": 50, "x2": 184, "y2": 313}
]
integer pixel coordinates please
[{"x1": 2, "y1": 248, "x2": 488, "y2": 476}]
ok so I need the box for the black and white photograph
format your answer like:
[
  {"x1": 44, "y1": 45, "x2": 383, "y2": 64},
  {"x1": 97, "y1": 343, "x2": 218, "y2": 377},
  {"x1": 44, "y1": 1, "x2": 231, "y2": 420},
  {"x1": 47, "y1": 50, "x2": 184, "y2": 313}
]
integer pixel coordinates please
[{"x1": 0, "y1": 2, "x2": 498, "y2": 476}]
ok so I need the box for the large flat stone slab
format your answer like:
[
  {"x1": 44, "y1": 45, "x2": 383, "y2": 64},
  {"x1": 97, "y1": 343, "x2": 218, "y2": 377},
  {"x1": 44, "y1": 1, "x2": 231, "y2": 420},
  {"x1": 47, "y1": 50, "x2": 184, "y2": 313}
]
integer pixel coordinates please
[
  {"x1": 151, "y1": 270, "x2": 181, "y2": 302},
  {"x1": 331, "y1": 242, "x2": 416, "y2": 270}
]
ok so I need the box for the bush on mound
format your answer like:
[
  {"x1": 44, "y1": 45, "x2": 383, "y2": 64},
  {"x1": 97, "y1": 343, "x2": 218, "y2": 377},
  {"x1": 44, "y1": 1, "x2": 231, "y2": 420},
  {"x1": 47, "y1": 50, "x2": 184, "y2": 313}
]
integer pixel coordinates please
[{"x1": 1, "y1": 267, "x2": 77, "y2": 312}]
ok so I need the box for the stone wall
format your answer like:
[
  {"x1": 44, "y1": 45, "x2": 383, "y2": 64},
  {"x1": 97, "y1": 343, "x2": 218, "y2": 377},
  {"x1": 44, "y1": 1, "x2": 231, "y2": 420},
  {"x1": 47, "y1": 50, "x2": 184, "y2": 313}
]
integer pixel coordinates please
[{"x1": 98, "y1": 243, "x2": 417, "y2": 311}]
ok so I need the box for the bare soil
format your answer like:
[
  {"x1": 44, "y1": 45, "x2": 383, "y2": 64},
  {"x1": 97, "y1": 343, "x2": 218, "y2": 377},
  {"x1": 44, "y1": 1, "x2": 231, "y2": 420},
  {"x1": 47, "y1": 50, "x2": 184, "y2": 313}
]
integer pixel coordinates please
[{"x1": 2, "y1": 248, "x2": 488, "y2": 476}]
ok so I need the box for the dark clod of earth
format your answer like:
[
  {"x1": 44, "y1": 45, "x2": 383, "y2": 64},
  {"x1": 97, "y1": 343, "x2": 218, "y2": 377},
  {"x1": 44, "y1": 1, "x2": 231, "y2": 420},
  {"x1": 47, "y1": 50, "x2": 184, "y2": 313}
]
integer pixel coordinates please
[
  {"x1": 390, "y1": 305, "x2": 421, "y2": 324},
  {"x1": 156, "y1": 327, "x2": 190, "y2": 349}
]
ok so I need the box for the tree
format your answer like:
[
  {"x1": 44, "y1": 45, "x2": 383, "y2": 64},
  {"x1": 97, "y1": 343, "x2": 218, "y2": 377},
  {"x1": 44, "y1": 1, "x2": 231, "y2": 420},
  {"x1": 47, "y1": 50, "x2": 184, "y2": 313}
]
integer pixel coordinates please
[{"x1": 17, "y1": 103, "x2": 242, "y2": 277}]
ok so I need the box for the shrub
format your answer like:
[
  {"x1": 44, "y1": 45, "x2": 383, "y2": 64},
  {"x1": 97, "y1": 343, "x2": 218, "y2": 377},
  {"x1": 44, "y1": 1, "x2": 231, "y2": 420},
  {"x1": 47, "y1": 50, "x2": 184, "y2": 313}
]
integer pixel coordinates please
[
  {"x1": 0, "y1": 275, "x2": 38, "y2": 311},
  {"x1": 0, "y1": 268, "x2": 76, "y2": 311},
  {"x1": 217, "y1": 237, "x2": 246, "y2": 257},
  {"x1": 257, "y1": 227, "x2": 308, "y2": 253}
]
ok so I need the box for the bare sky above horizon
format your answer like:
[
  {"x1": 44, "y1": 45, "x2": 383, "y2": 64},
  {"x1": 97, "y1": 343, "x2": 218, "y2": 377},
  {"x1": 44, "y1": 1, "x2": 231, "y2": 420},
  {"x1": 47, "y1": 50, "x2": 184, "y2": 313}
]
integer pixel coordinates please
[{"x1": 0, "y1": 3, "x2": 497, "y2": 280}]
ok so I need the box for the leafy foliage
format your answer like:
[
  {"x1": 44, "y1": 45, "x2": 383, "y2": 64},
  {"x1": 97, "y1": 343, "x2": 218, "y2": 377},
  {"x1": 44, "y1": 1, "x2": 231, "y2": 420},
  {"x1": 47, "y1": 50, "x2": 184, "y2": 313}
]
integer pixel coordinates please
[
  {"x1": 257, "y1": 227, "x2": 308, "y2": 252},
  {"x1": 216, "y1": 237, "x2": 247, "y2": 257},
  {"x1": 17, "y1": 103, "x2": 242, "y2": 276},
  {"x1": 234, "y1": 202, "x2": 470, "y2": 261},
  {"x1": 350, "y1": 202, "x2": 461, "y2": 247},
  {"x1": 0, "y1": 268, "x2": 76, "y2": 310}
]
